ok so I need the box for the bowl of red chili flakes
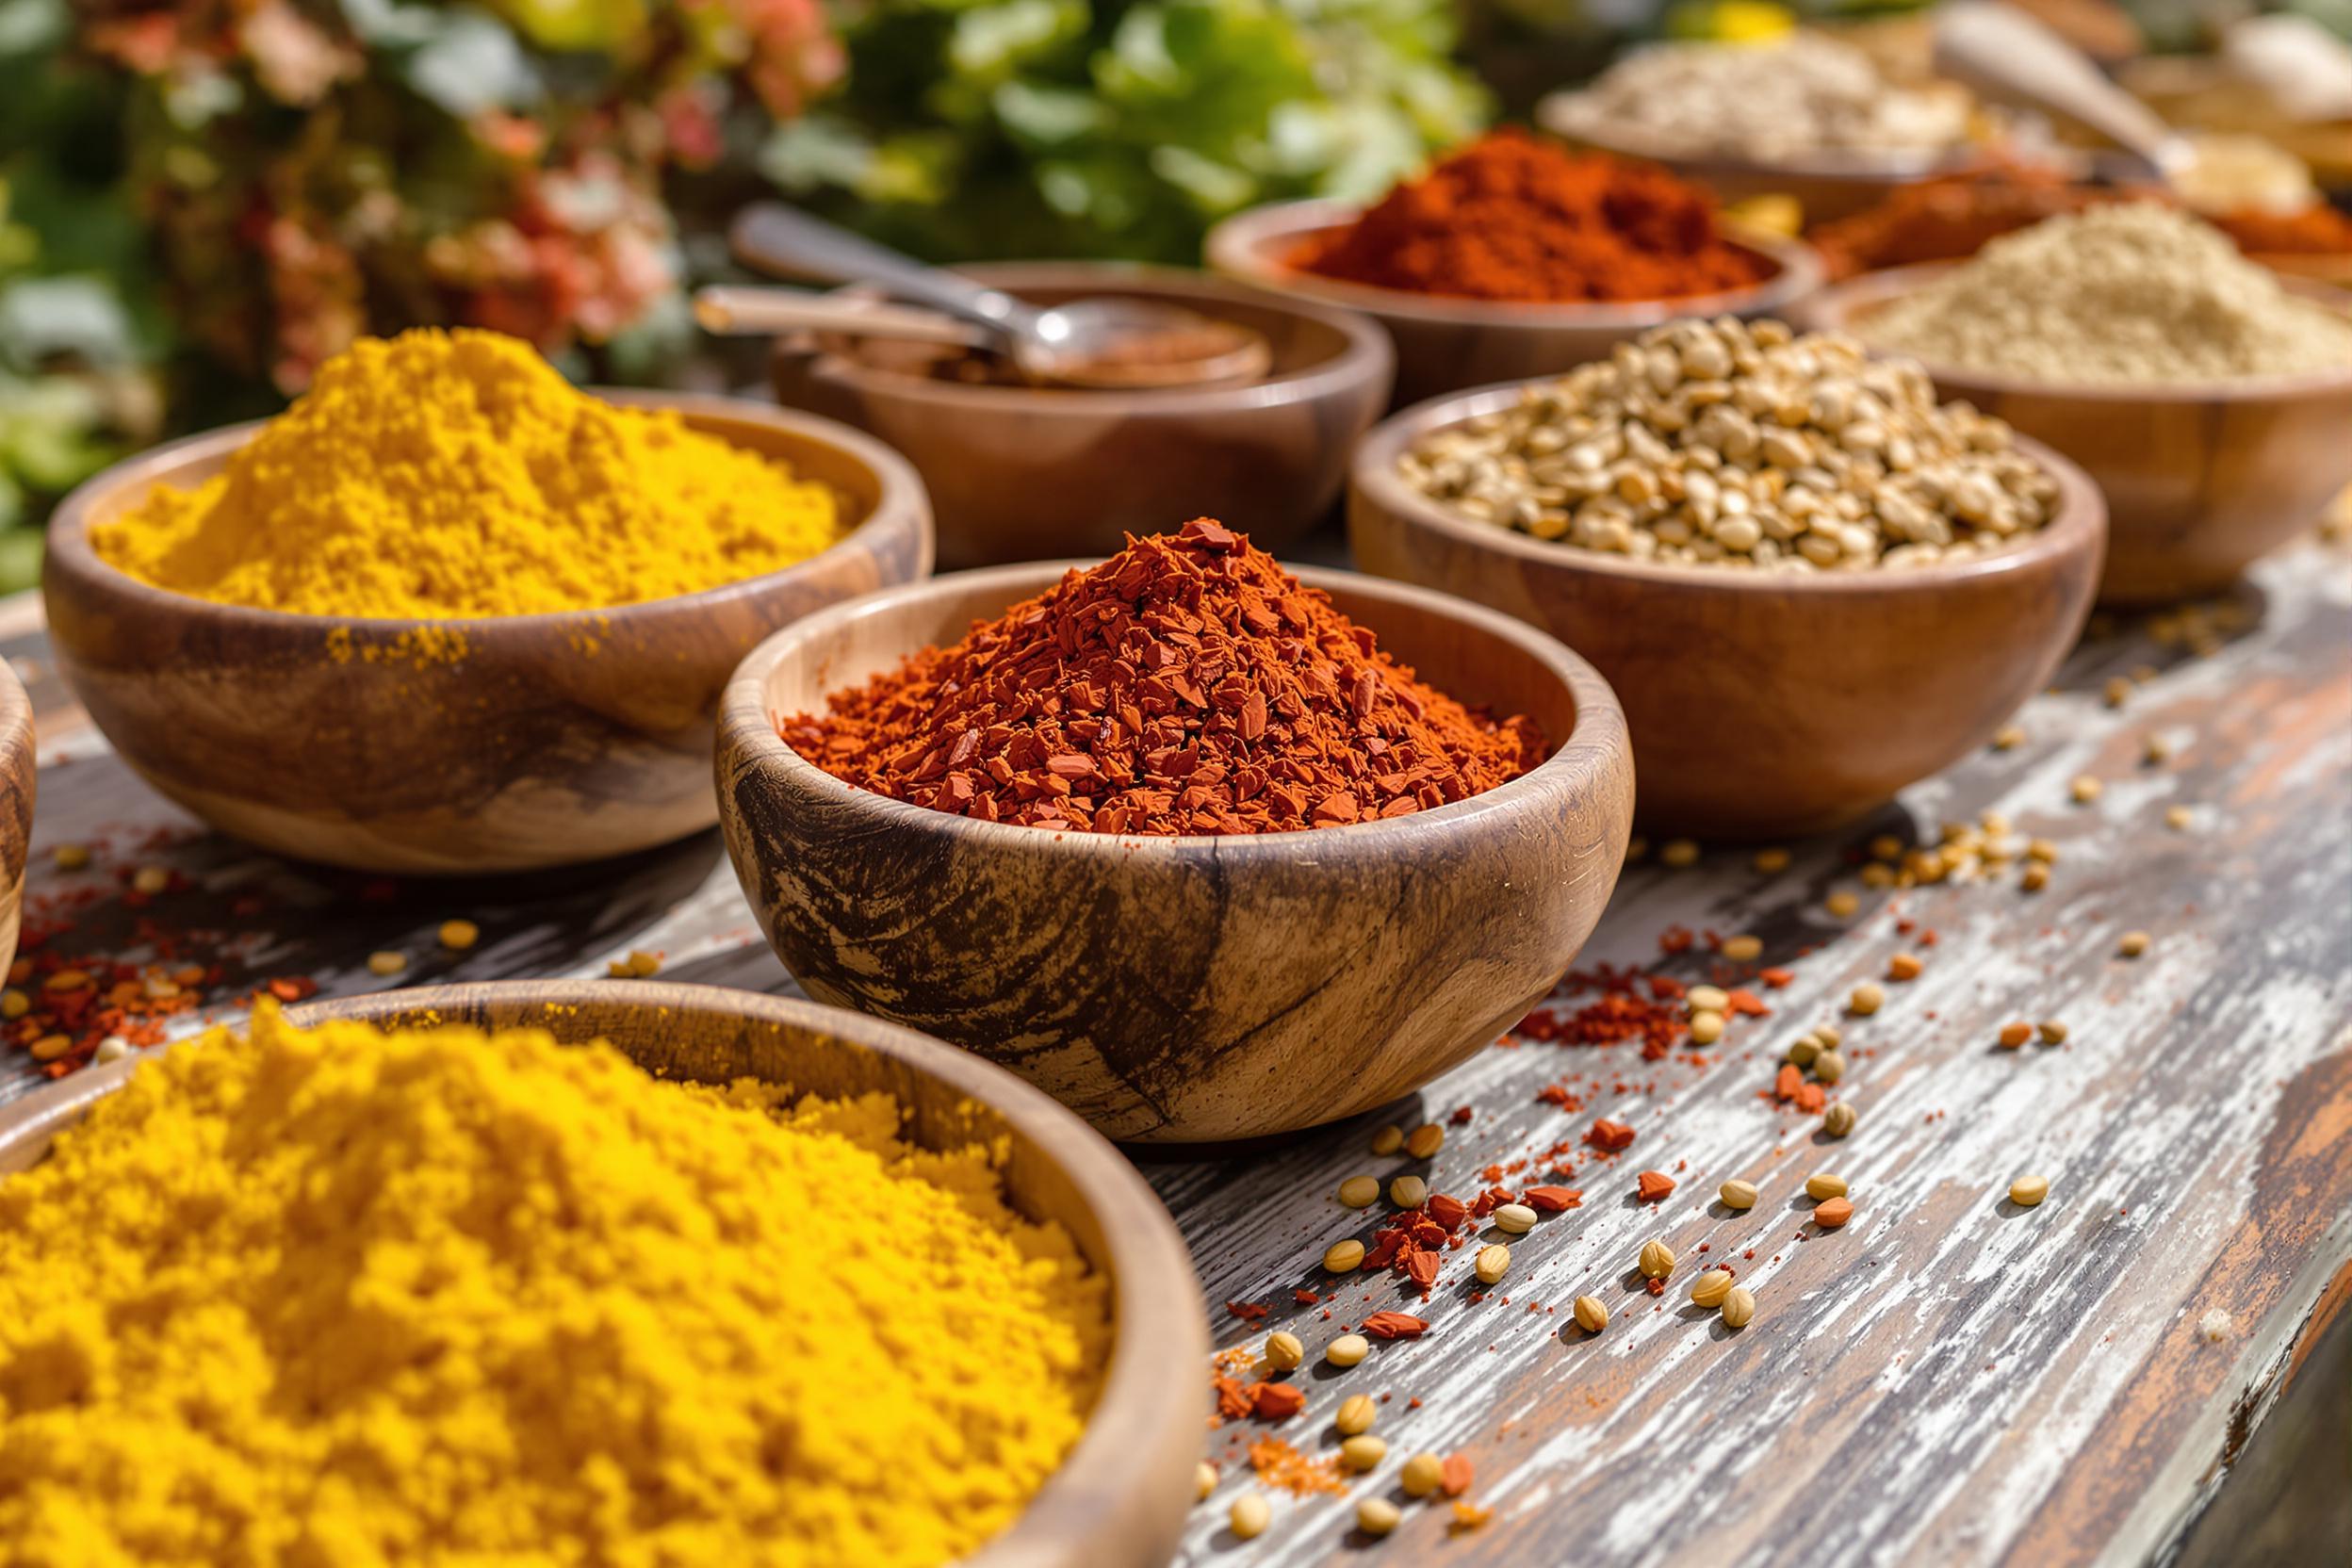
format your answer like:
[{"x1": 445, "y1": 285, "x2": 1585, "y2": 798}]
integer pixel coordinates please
[
  {"x1": 1204, "y1": 130, "x2": 1823, "y2": 411},
  {"x1": 716, "y1": 520, "x2": 1634, "y2": 1145}
]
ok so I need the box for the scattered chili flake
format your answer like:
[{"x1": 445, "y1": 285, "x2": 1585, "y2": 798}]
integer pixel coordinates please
[
  {"x1": 1361, "y1": 1312, "x2": 1429, "y2": 1340},
  {"x1": 1225, "y1": 1300, "x2": 1270, "y2": 1321},
  {"x1": 1212, "y1": 1374, "x2": 1253, "y2": 1420},
  {"x1": 1586, "y1": 1118, "x2": 1637, "y2": 1152},
  {"x1": 1758, "y1": 966, "x2": 1796, "y2": 988},
  {"x1": 1426, "y1": 1193, "x2": 1469, "y2": 1230},
  {"x1": 1449, "y1": 1105, "x2": 1474, "y2": 1125},
  {"x1": 1249, "y1": 1381, "x2": 1307, "y2": 1420},
  {"x1": 1450, "y1": 1501, "x2": 1495, "y2": 1533},
  {"x1": 1440, "y1": 1454, "x2": 1475, "y2": 1497},
  {"x1": 1248, "y1": 1438, "x2": 1345, "y2": 1496},
  {"x1": 1523, "y1": 1185, "x2": 1582, "y2": 1213},
  {"x1": 1635, "y1": 1170, "x2": 1676, "y2": 1202}
]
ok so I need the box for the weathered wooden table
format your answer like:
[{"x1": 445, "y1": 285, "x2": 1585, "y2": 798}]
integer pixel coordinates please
[{"x1": 1, "y1": 536, "x2": 2345, "y2": 1568}]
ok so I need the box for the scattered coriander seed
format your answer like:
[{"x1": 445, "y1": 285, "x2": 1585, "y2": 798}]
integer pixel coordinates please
[
  {"x1": 1389, "y1": 1175, "x2": 1429, "y2": 1209},
  {"x1": 1848, "y1": 982, "x2": 1885, "y2": 1016},
  {"x1": 131, "y1": 865, "x2": 171, "y2": 895},
  {"x1": 367, "y1": 951, "x2": 408, "y2": 977},
  {"x1": 1338, "y1": 1175, "x2": 1381, "y2": 1209},
  {"x1": 1401, "y1": 1453, "x2": 1446, "y2": 1499},
  {"x1": 1573, "y1": 1295, "x2": 1609, "y2": 1333},
  {"x1": 1660, "y1": 839, "x2": 1700, "y2": 868},
  {"x1": 2103, "y1": 676, "x2": 2132, "y2": 708},
  {"x1": 1887, "y1": 953, "x2": 1923, "y2": 981},
  {"x1": 607, "y1": 948, "x2": 662, "y2": 978},
  {"x1": 1722, "y1": 935, "x2": 1763, "y2": 962},
  {"x1": 1474, "y1": 1243, "x2": 1511, "y2": 1286},
  {"x1": 1686, "y1": 984, "x2": 1731, "y2": 1012},
  {"x1": 1265, "y1": 1331, "x2": 1304, "y2": 1371},
  {"x1": 2070, "y1": 774, "x2": 2103, "y2": 804},
  {"x1": 1870, "y1": 834, "x2": 1903, "y2": 862},
  {"x1": 1690, "y1": 1268, "x2": 1736, "y2": 1309},
  {"x1": 1689, "y1": 1009, "x2": 1726, "y2": 1046},
  {"x1": 1998, "y1": 1021, "x2": 2033, "y2": 1050},
  {"x1": 1823, "y1": 1102, "x2": 1857, "y2": 1136},
  {"x1": 2164, "y1": 805, "x2": 2193, "y2": 831},
  {"x1": 1753, "y1": 847, "x2": 1791, "y2": 874},
  {"x1": 29, "y1": 1034, "x2": 72, "y2": 1063},
  {"x1": 92, "y1": 1036, "x2": 134, "y2": 1066},
  {"x1": 2020, "y1": 862, "x2": 2050, "y2": 892},
  {"x1": 1814, "y1": 1197, "x2": 1854, "y2": 1228},
  {"x1": 1196, "y1": 1462, "x2": 1217, "y2": 1501},
  {"x1": 1405, "y1": 1122, "x2": 1446, "y2": 1159},
  {"x1": 1861, "y1": 861, "x2": 1897, "y2": 889},
  {"x1": 0, "y1": 989, "x2": 25, "y2": 1021},
  {"x1": 1231, "y1": 1492, "x2": 1270, "y2": 1540},
  {"x1": 1815, "y1": 1023, "x2": 1841, "y2": 1049},
  {"x1": 1638, "y1": 1239, "x2": 1676, "y2": 1279},
  {"x1": 2144, "y1": 733, "x2": 2174, "y2": 764},
  {"x1": 52, "y1": 843, "x2": 90, "y2": 871},
  {"x1": 1980, "y1": 808, "x2": 2013, "y2": 836},
  {"x1": 1993, "y1": 725, "x2": 2025, "y2": 750},
  {"x1": 1787, "y1": 1035, "x2": 1821, "y2": 1068},
  {"x1": 438, "y1": 919, "x2": 480, "y2": 951},
  {"x1": 1369, "y1": 1123, "x2": 1405, "y2": 1156},
  {"x1": 1826, "y1": 890, "x2": 1862, "y2": 919},
  {"x1": 1335, "y1": 1394, "x2": 1378, "y2": 1436},
  {"x1": 1805, "y1": 1173, "x2": 1849, "y2": 1200},
  {"x1": 2119, "y1": 930, "x2": 2151, "y2": 957},
  {"x1": 1492, "y1": 1202, "x2": 1539, "y2": 1235},
  {"x1": 1325, "y1": 1239, "x2": 1367, "y2": 1273},
  {"x1": 1326, "y1": 1333, "x2": 1371, "y2": 1368},
  {"x1": 2037, "y1": 1020, "x2": 2068, "y2": 1044},
  {"x1": 1719, "y1": 1179, "x2": 1759, "y2": 1210},
  {"x1": 1813, "y1": 1050, "x2": 1847, "y2": 1084},
  {"x1": 1358, "y1": 1497, "x2": 1402, "y2": 1538},
  {"x1": 1722, "y1": 1286, "x2": 1757, "y2": 1329},
  {"x1": 1342, "y1": 1434, "x2": 1387, "y2": 1472},
  {"x1": 2027, "y1": 838, "x2": 2060, "y2": 862},
  {"x1": 2009, "y1": 1174, "x2": 2050, "y2": 1207}
]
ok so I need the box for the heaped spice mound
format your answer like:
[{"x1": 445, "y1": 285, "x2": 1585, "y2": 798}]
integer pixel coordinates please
[
  {"x1": 787, "y1": 519, "x2": 1544, "y2": 835},
  {"x1": 1292, "y1": 128, "x2": 1772, "y2": 305}
]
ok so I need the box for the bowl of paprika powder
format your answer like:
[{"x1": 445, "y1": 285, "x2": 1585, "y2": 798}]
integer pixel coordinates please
[
  {"x1": 715, "y1": 521, "x2": 1635, "y2": 1145},
  {"x1": 1204, "y1": 130, "x2": 1823, "y2": 410}
]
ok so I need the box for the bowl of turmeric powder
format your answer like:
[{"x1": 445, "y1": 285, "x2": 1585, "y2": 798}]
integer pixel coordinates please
[
  {"x1": 0, "y1": 982, "x2": 1207, "y2": 1567},
  {"x1": 716, "y1": 519, "x2": 1635, "y2": 1144},
  {"x1": 42, "y1": 328, "x2": 933, "y2": 874},
  {"x1": 1204, "y1": 130, "x2": 1823, "y2": 410}
]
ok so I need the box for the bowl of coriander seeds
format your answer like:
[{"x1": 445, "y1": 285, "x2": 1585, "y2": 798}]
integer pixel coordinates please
[{"x1": 1349, "y1": 316, "x2": 2106, "y2": 839}]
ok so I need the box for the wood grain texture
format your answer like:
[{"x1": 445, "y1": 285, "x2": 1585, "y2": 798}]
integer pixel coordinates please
[
  {"x1": 715, "y1": 563, "x2": 1635, "y2": 1143},
  {"x1": 770, "y1": 264, "x2": 1393, "y2": 568},
  {"x1": 1801, "y1": 265, "x2": 2352, "y2": 605},
  {"x1": 0, "y1": 660, "x2": 30, "y2": 977},
  {"x1": 0, "y1": 978, "x2": 1207, "y2": 1568},
  {"x1": 1202, "y1": 202, "x2": 1823, "y2": 410},
  {"x1": 0, "y1": 531, "x2": 2345, "y2": 1568},
  {"x1": 1349, "y1": 387, "x2": 2106, "y2": 839},
  {"x1": 40, "y1": 394, "x2": 934, "y2": 874}
]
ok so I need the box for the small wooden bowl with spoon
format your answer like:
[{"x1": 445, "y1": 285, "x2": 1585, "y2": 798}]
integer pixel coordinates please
[
  {"x1": 0, "y1": 660, "x2": 33, "y2": 977},
  {"x1": 43, "y1": 396, "x2": 932, "y2": 874}
]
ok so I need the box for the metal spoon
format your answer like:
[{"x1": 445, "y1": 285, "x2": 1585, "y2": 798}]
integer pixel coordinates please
[
  {"x1": 728, "y1": 203, "x2": 1270, "y2": 391},
  {"x1": 1934, "y1": 3, "x2": 2195, "y2": 184}
]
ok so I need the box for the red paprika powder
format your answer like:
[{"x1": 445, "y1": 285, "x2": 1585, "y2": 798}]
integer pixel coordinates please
[
  {"x1": 787, "y1": 519, "x2": 1544, "y2": 835},
  {"x1": 1291, "y1": 128, "x2": 1772, "y2": 304}
]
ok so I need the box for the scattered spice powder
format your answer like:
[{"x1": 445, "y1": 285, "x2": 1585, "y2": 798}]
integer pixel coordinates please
[{"x1": 788, "y1": 521, "x2": 1543, "y2": 835}]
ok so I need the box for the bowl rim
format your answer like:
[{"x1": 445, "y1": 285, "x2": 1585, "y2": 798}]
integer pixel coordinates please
[
  {"x1": 1202, "y1": 198, "x2": 1826, "y2": 332},
  {"x1": 42, "y1": 389, "x2": 933, "y2": 634},
  {"x1": 1532, "y1": 91, "x2": 1993, "y2": 185},
  {"x1": 1802, "y1": 261, "x2": 2352, "y2": 403},
  {"x1": 787, "y1": 259, "x2": 1395, "y2": 416},
  {"x1": 721, "y1": 558, "x2": 1630, "y2": 856},
  {"x1": 1349, "y1": 379, "x2": 2108, "y2": 596},
  {"x1": 0, "y1": 979, "x2": 1207, "y2": 1568}
]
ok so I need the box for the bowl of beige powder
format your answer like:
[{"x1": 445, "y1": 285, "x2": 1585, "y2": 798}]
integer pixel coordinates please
[{"x1": 1804, "y1": 203, "x2": 2352, "y2": 603}]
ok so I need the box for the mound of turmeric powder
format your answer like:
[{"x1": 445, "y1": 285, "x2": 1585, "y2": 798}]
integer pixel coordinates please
[
  {"x1": 0, "y1": 1005, "x2": 1107, "y2": 1567},
  {"x1": 92, "y1": 328, "x2": 845, "y2": 618}
]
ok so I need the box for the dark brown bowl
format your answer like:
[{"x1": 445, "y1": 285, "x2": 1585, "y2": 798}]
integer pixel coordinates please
[
  {"x1": 42, "y1": 394, "x2": 933, "y2": 874},
  {"x1": 1203, "y1": 199, "x2": 1824, "y2": 408},
  {"x1": 0, "y1": 661, "x2": 30, "y2": 977},
  {"x1": 770, "y1": 263, "x2": 1392, "y2": 568},
  {"x1": 716, "y1": 563, "x2": 1634, "y2": 1143},
  {"x1": 1350, "y1": 384, "x2": 2107, "y2": 840},
  {"x1": 1800, "y1": 263, "x2": 2352, "y2": 604},
  {"x1": 0, "y1": 981, "x2": 1207, "y2": 1568}
]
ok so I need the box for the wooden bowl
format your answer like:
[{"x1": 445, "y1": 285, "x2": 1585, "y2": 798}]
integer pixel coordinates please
[
  {"x1": 1349, "y1": 386, "x2": 2106, "y2": 840},
  {"x1": 1203, "y1": 200, "x2": 1823, "y2": 410},
  {"x1": 0, "y1": 980, "x2": 1206, "y2": 1568},
  {"x1": 770, "y1": 263, "x2": 1391, "y2": 569},
  {"x1": 716, "y1": 564, "x2": 1634, "y2": 1144},
  {"x1": 42, "y1": 395, "x2": 933, "y2": 874},
  {"x1": 0, "y1": 660, "x2": 32, "y2": 978},
  {"x1": 1801, "y1": 264, "x2": 2352, "y2": 604}
]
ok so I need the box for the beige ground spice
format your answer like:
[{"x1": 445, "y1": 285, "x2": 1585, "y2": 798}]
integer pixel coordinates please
[{"x1": 1864, "y1": 204, "x2": 2352, "y2": 384}]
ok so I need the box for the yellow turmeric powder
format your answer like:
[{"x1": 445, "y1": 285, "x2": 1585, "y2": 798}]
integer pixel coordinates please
[
  {"x1": 0, "y1": 1005, "x2": 1107, "y2": 1568},
  {"x1": 92, "y1": 328, "x2": 845, "y2": 618}
]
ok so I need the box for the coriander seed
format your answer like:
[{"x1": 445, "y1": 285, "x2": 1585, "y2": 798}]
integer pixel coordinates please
[
  {"x1": 1405, "y1": 1122, "x2": 1446, "y2": 1159},
  {"x1": 1805, "y1": 1173, "x2": 1848, "y2": 1200},
  {"x1": 1574, "y1": 1295, "x2": 1609, "y2": 1332},
  {"x1": 1638, "y1": 1238, "x2": 1676, "y2": 1279},
  {"x1": 1389, "y1": 1175, "x2": 1429, "y2": 1209},
  {"x1": 1325, "y1": 1239, "x2": 1367, "y2": 1273},
  {"x1": 1849, "y1": 982, "x2": 1885, "y2": 1016},
  {"x1": 1722, "y1": 1287, "x2": 1756, "y2": 1328},
  {"x1": 1338, "y1": 1175, "x2": 1381, "y2": 1208},
  {"x1": 1335, "y1": 1394, "x2": 1378, "y2": 1436},
  {"x1": 2009, "y1": 1174, "x2": 2050, "y2": 1206},
  {"x1": 1370, "y1": 1123, "x2": 1404, "y2": 1156},
  {"x1": 1326, "y1": 1333, "x2": 1370, "y2": 1368},
  {"x1": 1401, "y1": 1452, "x2": 1446, "y2": 1498},
  {"x1": 2119, "y1": 930, "x2": 2150, "y2": 957},
  {"x1": 1265, "y1": 1331, "x2": 1304, "y2": 1371},
  {"x1": 1358, "y1": 1497, "x2": 1402, "y2": 1537},
  {"x1": 1474, "y1": 1243, "x2": 1511, "y2": 1286},
  {"x1": 1814, "y1": 1049, "x2": 1847, "y2": 1084},
  {"x1": 1690, "y1": 1268, "x2": 1735, "y2": 1309},
  {"x1": 1689, "y1": 1009, "x2": 1726, "y2": 1046},
  {"x1": 1231, "y1": 1492, "x2": 1270, "y2": 1540},
  {"x1": 1492, "y1": 1202, "x2": 1538, "y2": 1235},
  {"x1": 1342, "y1": 1434, "x2": 1387, "y2": 1472},
  {"x1": 1823, "y1": 1102, "x2": 1857, "y2": 1136},
  {"x1": 1720, "y1": 1178, "x2": 1759, "y2": 1210}
]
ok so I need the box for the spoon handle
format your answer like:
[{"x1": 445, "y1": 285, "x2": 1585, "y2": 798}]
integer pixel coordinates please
[
  {"x1": 729, "y1": 204, "x2": 1040, "y2": 339},
  {"x1": 1934, "y1": 3, "x2": 2189, "y2": 178},
  {"x1": 694, "y1": 287, "x2": 989, "y2": 347}
]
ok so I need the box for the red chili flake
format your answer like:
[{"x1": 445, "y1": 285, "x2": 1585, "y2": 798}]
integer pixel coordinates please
[
  {"x1": 266, "y1": 976, "x2": 317, "y2": 1003},
  {"x1": 1440, "y1": 1454, "x2": 1475, "y2": 1497},
  {"x1": 1293, "y1": 1289, "x2": 1321, "y2": 1305},
  {"x1": 1448, "y1": 1105, "x2": 1474, "y2": 1125},
  {"x1": 1758, "y1": 967, "x2": 1796, "y2": 988},
  {"x1": 1225, "y1": 1300, "x2": 1270, "y2": 1321},
  {"x1": 1635, "y1": 1170, "x2": 1675, "y2": 1202},
  {"x1": 1250, "y1": 1381, "x2": 1307, "y2": 1420},
  {"x1": 1405, "y1": 1250, "x2": 1441, "y2": 1289},
  {"x1": 1361, "y1": 1312, "x2": 1429, "y2": 1340},
  {"x1": 1658, "y1": 925, "x2": 1694, "y2": 955},
  {"x1": 1773, "y1": 1063, "x2": 1804, "y2": 1102},
  {"x1": 1643, "y1": 1278, "x2": 1666, "y2": 1297},
  {"x1": 1213, "y1": 1375, "x2": 1253, "y2": 1420},
  {"x1": 1724, "y1": 988, "x2": 1770, "y2": 1017},
  {"x1": 1426, "y1": 1194, "x2": 1469, "y2": 1231},
  {"x1": 1794, "y1": 1083, "x2": 1826, "y2": 1113},
  {"x1": 1586, "y1": 1119, "x2": 1637, "y2": 1152},
  {"x1": 1522, "y1": 1185, "x2": 1582, "y2": 1213}
]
